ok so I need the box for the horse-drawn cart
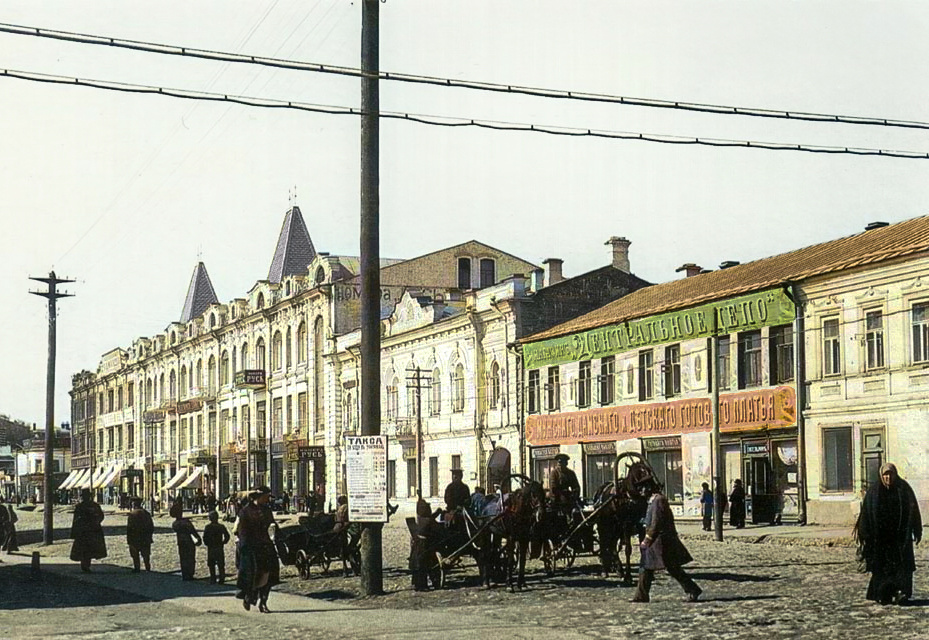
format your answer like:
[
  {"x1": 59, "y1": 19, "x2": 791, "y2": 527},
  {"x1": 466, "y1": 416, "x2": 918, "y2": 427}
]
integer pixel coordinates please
[{"x1": 275, "y1": 513, "x2": 361, "y2": 579}]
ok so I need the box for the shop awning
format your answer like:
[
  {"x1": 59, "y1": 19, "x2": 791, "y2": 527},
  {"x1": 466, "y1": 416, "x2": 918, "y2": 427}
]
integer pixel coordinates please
[
  {"x1": 70, "y1": 468, "x2": 91, "y2": 490},
  {"x1": 99, "y1": 464, "x2": 123, "y2": 489},
  {"x1": 76, "y1": 467, "x2": 100, "y2": 490},
  {"x1": 177, "y1": 465, "x2": 205, "y2": 490},
  {"x1": 58, "y1": 469, "x2": 80, "y2": 490},
  {"x1": 162, "y1": 467, "x2": 188, "y2": 492},
  {"x1": 92, "y1": 463, "x2": 117, "y2": 489}
]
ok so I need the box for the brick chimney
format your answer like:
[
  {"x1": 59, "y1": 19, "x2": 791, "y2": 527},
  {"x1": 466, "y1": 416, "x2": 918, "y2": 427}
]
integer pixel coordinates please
[
  {"x1": 675, "y1": 263, "x2": 702, "y2": 278},
  {"x1": 542, "y1": 258, "x2": 564, "y2": 287},
  {"x1": 530, "y1": 268, "x2": 544, "y2": 292},
  {"x1": 606, "y1": 236, "x2": 631, "y2": 273}
]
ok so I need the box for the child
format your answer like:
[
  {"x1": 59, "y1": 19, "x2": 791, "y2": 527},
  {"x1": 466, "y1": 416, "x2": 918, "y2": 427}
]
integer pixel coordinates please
[
  {"x1": 203, "y1": 510, "x2": 231, "y2": 584},
  {"x1": 699, "y1": 482, "x2": 714, "y2": 531},
  {"x1": 171, "y1": 505, "x2": 202, "y2": 581}
]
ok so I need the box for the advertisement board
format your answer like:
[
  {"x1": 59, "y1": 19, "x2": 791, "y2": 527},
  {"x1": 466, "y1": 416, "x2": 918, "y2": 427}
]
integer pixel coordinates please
[{"x1": 344, "y1": 434, "x2": 387, "y2": 523}]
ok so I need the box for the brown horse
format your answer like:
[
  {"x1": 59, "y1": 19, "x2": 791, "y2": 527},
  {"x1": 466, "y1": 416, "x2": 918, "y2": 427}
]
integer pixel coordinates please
[{"x1": 490, "y1": 474, "x2": 547, "y2": 591}]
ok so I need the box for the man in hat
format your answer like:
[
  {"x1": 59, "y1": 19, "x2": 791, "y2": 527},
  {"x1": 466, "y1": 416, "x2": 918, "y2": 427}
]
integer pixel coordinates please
[
  {"x1": 235, "y1": 486, "x2": 279, "y2": 613},
  {"x1": 126, "y1": 497, "x2": 155, "y2": 572},
  {"x1": 70, "y1": 488, "x2": 107, "y2": 572},
  {"x1": 549, "y1": 453, "x2": 581, "y2": 509},
  {"x1": 631, "y1": 478, "x2": 702, "y2": 603},
  {"x1": 444, "y1": 467, "x2": 471, "y2": 515}
]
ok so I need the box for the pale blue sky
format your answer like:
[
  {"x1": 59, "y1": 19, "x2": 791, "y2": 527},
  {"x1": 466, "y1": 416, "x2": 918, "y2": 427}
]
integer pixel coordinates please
[{"x1": 3, "y1": 1, "x2": 929, "y2": 427}]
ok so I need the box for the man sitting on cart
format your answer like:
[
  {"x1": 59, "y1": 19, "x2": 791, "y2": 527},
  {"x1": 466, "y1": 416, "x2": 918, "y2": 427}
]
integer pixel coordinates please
[
  {"x1": 549, "y1": 454, "x2": 590, "y2": 550},
  {"x1": 443, "y1": 468, "x2": 471, "y2": 526}
]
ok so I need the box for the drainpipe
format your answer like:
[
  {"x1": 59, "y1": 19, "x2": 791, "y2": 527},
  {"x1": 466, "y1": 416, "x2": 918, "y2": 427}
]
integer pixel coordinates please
[
  {"x1": 468, "y1": 306, "x2": 487, "y2": 488},
  {"x1": 789, "y1": 283, "x2": 808, "y2": 525}
]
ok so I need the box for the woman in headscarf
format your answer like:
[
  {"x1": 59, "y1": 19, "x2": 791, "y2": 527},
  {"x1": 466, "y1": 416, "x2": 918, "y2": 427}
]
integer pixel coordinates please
[
  {"x1": 853, "y1": 463, "x2": 922, "y2": 604},
  {"x1": 70, "y1": 489, "x2": 107, "y2": 572},
  {"x1": 235, "y1": 486, "x2": 279, "y2": 612}
]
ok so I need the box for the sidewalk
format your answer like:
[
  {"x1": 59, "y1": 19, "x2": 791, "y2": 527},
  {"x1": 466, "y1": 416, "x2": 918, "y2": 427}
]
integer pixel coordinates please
[{"x1": 676, "y1": 520, "x2": 857, "y2": 547}]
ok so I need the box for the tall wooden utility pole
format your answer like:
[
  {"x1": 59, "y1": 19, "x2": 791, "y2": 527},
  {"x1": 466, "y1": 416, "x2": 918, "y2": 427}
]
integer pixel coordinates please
[
  {"x1": 359, "y1": 0, "x2": 383, "y2": 595},
  {"x1": 711, "y1": 315, "x2": 724, "y2": 542},
  {"x1": 406, "y1": 367, "x2": 430, "y2": 497},
  {"x1": 29, "y1": 270, "x2": 75, "y2": 546}
]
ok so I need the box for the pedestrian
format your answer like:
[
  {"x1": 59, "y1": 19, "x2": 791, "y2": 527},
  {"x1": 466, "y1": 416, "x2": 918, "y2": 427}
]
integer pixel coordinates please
[
  {"x1": 235, "y1": 485, "x2": 279, "y2": 613},
  {"x1": 203, "y1": 510, "x2": 231, "y2": 584},
  {"x1": 409, "y1": 498, "x2": 442, "y2": 591},
  {"x1": 332, "y1": 495, "x2": 350, "y2": 534},
  {"x1": 469, "y1": 486, "x2": 487, "y2": 517},
  {"x1": 0, "y1": 497, "x2": 10, "y2": 555},
  {"x1": 630, "y1": 478, "x2": 702, "y2": 603},
  {"x1": 171, "y1": 503, "x2": 202, "y2": 580},
  {"x1": 70, "y1": 488, "x2": 107, "y2": 572},
  {"x1": 126, "y1": 497, "x2": 154, "y2": 572},
  {"x1": 853, "y1": 462, "x2": 923, "y2": 605},
  {"x1": 729, "y1": 479, "x2": 746, "y2": 529},
  {"x1": 700, "y1": 482, "x2": 714, "y2": 531}
]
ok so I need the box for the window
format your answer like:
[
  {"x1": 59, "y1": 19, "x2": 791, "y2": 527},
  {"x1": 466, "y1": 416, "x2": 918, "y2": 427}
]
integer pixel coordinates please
[
  {"x1": 584, "y1": 453, "x2": 614, "y2": 496},
  {"x1": 823, "y1": 318, "x2": 841, "y2": 375},
  {"x1": 452, "y1": 454, "x2": 461, "y2": 473},
  {"x1": 107, "y1": 389, "x2": 114, "y2": 413},
  {"x1": 479, "y1": 258, "x2": 496, "y2": 288},
  {"x1": 256, "y1": 293, "x2": 265, "y2": 310},
  {"x1": 546, "y1": 366, "x2": 560, "y2": 411},
  {"x1": 429, "y1": 457, "x2": 439, "y2": 497},
  {"x1": 625, "y1": 364, "x2": 634, "y2": 395},
  {"x1": 297, "y1": 322, "x2": 307, "y2": 363},
  {"x1": 528, "y1": 370, "x2": 541, "y2": 414},
  {"x1": 912, "y1": 303, "x2": 929, "y2": 363},
  {"x1": 457, "y1": 257, "x2": 472, "y2": 290},
  {"x1": 452, "y1": 363, "x2": 465, "y2": 412},
  {"x1": 865, "y1": 311, "x2": 885, "y2": 370},
  {"x1": 407, "y1": 458, "x2": 417, "y2": 498},
  {"x1": 430, "y1": 368, "x2": 442, "y2": 415},
  {"x1": 272, "y1": 331, "x2": 282, "y2": 371},
  {"x1": 286, "y1": 327, "x2": 292, "y2": 369},
  {"x1": 407, "y1": 381, "x2": 417, "y2": 418},
  {"x1": 577, "y1": 361, "x2": 591, "y2": 407},
  {"x1": 240, "y1": 343, "x2": 249, "y2": 370},
  {"x1": 297, "y1": 392, "x2": 307, "y2": 433},
  {"x1": 386, "y1": 378, "x2": 399, "y2": 419},
  {"x1": 770, "y1": 325, "x2": 794, "y2": 383},
  {"x1": 220, "y1": 351, "x2": 229, "y2": 386},
  {"x1": 638, "y1": 350, "x2": 654, "y2": 400},
  {"x1": 208, "y1": 355, "x2": 216, "y2": 393},
  {"x1": 664, "y1": 345, "x2": 681, "y2": 397},
  {"x1": 256, "y1": 338, "x2": 266, "y2": 371},
  {"x1": 127, "y1": 422, "x2": 134, "y2": 450},
  {"x1": 195, "y1": 360, "x2": 203, "y2": 393},
  {"x1": 272, "y1": 397, "x2": 283, "y2": 439},
  {"x1": 117, "y1": 386, "x2": 123, "y2": 410},
  {"x1": 645, "y1": 449, "x2": 684, "y2": 502},
  {"x1": 489, "y1": 362, "x2": 501, "y2": 408},
  {"x1": 738, "y1": 331, "x2": 762, "y2": 388},
  {"x1": 599, "y1": 356, "x2": 615, "y2": 405},
  {"x1": 127, "y1": 382, "x2": 134, "y2": 406},
  {"x1": 716, "y1": 336, "x2": 731, "y2": 391},
  {"x1": 388, "y1": 459, "x2": 396, "y2": 498},
  {"x1": 315, "y1": 266, "x2": 326, "y2": 286},
  {"x1": 823, "y1": 427, "x2": 852, "y2": 491},
  {"x1": 862, "y1": 430, "x2": 884, "y2": 491}
]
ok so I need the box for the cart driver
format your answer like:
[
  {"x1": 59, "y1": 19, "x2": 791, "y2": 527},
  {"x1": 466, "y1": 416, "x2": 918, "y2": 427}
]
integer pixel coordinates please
[{"x1": 549, "y1": 454, "x2": 581, "y2": 510}]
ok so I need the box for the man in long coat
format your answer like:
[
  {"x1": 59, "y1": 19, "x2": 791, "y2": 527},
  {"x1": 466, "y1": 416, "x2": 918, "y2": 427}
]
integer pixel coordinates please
[
  {"x1": 70, "y1": 488, "x2": 107, "y2": 572},
  {"x1": 126, "y1": 497, "x2": 155, "y2": 572},
  {"x1": 235, "y1": 486, "x2": 279, "y2": 613},
  {"x1": 631, "y1": 479, "x2": 702, "y2": 603},
  {"x1": 854, "y1": 462, "x2": 922, "y2": 604}
]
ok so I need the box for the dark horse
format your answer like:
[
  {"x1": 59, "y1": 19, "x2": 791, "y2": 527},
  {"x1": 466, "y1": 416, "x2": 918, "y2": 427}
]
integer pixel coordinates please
[
  {"x1": 483, "y1": 474, "x2": 547, "y2": 591},
  {"x1": 594, "y1": 452, "x2": 657, "y2": 584}
]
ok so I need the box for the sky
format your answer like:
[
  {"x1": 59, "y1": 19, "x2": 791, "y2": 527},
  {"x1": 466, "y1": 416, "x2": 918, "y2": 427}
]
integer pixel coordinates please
[{"x1": 3, "y1": 1, "x2": 929, "y2": 429}]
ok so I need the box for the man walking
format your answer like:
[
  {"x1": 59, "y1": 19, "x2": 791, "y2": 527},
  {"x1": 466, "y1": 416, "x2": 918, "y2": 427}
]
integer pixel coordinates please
[
  {"x1": 126, "y1": 497, "x2": 155, "y2": 572},
  {"x1": 203, "y1": 510, "x2": 231, "y2": 584},
  {"x1": 631, "y1": 479, "x2": 702, "y2": 603},
  {"x1": 171, "y1": 502, "x2": 202, "y2": 580},
  {"x1": 70, "y1": 489, "x2": 107, "y2": 572}
]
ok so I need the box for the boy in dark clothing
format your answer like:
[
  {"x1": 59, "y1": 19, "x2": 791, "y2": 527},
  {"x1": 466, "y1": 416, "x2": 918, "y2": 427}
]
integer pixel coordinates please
[
  {"x1": 172, "y1": 506, "x2": 202, "y2": 581},
  {"x1": 203, "y1": 510, "x2": 231, "y2": 584}
]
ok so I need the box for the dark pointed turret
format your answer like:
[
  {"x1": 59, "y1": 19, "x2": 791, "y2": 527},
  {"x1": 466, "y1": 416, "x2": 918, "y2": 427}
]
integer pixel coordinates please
[
  {"x1": 180, "y1": 262, "x2": 219, "y2": 323},
  {"x1": 267, "y1": 206, "x2": 316, "y2": 283}
]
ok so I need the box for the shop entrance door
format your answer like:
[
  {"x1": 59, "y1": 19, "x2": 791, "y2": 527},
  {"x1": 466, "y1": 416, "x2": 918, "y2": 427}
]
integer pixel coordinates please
[{"x1": 745, "y1": 456, "x2": 777, "y2": 524}]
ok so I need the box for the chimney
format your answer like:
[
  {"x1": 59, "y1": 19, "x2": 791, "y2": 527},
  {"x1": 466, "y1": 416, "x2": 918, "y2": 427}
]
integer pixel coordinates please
[
  {"x1": 865, "y1": 221, "x2": 888, "y2": 231},
  {"x1": 542, "y1": 258, "x2": 564, "y2": 287},
  {"x1": 719, "y1": 260, "x2": 740, "y2": 270},
  {"x1": 606, "y1": 236, "x2": 631, "y2": 273},
  {"x1": 530, "y1": 268, "x2": 544, "y2": 292},
  {"x1": 675, "y1": 263, "x2": 703, "y2": 278}
]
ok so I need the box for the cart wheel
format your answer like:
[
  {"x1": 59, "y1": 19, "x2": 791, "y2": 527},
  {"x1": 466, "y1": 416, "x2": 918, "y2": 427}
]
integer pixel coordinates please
[
  {"x1": 320, "y1": 556, "x2": 331, "y2": 574},
  {"x1": 564, "y1": 546, "x2": 577, "y2": 569},
  {"x1": 436, "y1": 552, "x2": 447, "y2": 589},
  {"x1": 296, "y1": 550, "x2": 310, "y2": 580}
]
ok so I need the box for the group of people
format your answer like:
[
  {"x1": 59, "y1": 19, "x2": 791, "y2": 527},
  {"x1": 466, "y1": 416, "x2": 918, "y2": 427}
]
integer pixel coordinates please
[
  {"x1": 698, "y1": 478, "x2": 747, "y2": 531},
  {"x1": 68, "y1": 485, "x2": 282, "y2": 612}
]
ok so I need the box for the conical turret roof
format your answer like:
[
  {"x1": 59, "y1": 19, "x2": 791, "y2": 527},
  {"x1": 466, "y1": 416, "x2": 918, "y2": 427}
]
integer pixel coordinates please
[
  {"x1": 180, "y1": 262, "x2": 219, "y2": 323},
  {"x1": 267, "y1": 206, "x2": 316, "y2": 283}
]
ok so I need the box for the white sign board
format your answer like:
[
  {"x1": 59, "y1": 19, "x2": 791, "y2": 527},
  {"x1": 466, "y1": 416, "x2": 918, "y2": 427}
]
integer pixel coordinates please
[{"x1": 344, "y1": 434, "x2": 387, "y2": 523}]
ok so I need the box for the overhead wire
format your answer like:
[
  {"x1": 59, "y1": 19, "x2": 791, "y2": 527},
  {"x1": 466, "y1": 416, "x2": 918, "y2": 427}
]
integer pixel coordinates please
[
  {"x1": 2, "y1": 21, "x2": 929, "y2": 131},
  {"x1": 3, "y1": 68, "x2": 929, "y2": 160}
]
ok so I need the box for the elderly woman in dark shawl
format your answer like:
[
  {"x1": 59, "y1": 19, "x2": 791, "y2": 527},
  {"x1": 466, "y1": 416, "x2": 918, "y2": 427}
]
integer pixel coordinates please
[
  {"x1": 854, "y1": 462, "x2": 922, "y2": 604},
  {"x1": 235, "y1": 486, "x2": 279, "y2": 612},
  {"x1": 70, "y1": 489, "x2": 107, "y2": 572}
]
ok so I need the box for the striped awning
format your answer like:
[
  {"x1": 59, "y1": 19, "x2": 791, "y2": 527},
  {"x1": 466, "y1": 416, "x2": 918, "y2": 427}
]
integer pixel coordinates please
[
  {"x1": 58, "y1": 469, "x2": 81, "y2": 490},
  {"x1": 92, "y1": 463, "x2": 117, "y2": 489},
  {"x1": 99, "y1": 464, "x2": 123, "y2": 489},
  {"x1": 163, "y1": 467, "x2": 188, "y2": 492},
  {"x1": 177, "y1": 465, "x2": 205, "y2": 490},
  {"x1": 74, "y1": 468, "x2": 95, "y2": 490}
]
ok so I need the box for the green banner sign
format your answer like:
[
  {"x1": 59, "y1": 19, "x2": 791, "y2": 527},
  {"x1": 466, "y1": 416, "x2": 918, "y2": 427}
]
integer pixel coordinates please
[{"x1": 523, "y1": 288, "x2": 795, "y2": 369}]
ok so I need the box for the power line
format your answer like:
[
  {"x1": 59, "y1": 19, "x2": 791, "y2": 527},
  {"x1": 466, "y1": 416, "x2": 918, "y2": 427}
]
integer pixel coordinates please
[
  {"x1": 3, "y1": 21, "x2": 929, "y2": 132},
  {"x1": 4, "y1": 68, "x2": 929, "y2": 160}
]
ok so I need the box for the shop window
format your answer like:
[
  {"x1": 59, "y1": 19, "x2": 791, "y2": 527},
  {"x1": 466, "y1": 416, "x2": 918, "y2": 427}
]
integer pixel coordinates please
[
  {"x1": 646, "y1": 449, "x2": 684, "y2": 503},
  {"x1": 584, "y1": 453, "x2": 613, "y2": 497},
  {"x1": 407, "y1": 458, "x2": 417, "y2": 498},
  {"x1": 822, "y1": 427, "x2": 853, "y2": 492},
  {"x1": 429, "y1": 456, "x2": 439, "y2": 497},
  {"x1": 912, "y1": 303, "x2": 929, "y2": 363},
  {"x1": 664, "y1": 344, "x2": 681, "y2": 397},
  {"x1": 546, "y1": 366, "x2": 561, "y2": 411},
  {"x1": 638, "y1": 350, "x2": 654, "y2": 400},
  {"x1": 528, "y1": 370, "x2": 541, "y2": 414},
  {"x1": 865, "y1": 310, "x2": 885, "y2": 370},
  {"x1": 770, "y1": 325, "x2": 794, "y2": 383},
  {"x1": 458, "y1": 257, "x2": 472, "y2": 290},
  {"x1": 534, "y1": 456, "x2": 559, "y2": 490},
  {"x1": 599, "y1": 356, "x2": 615, "y2": 405},
  {"x1": 479, "y1": 258, "x2": 496, "y2": 288},
  {"x1": 823, "y1": 318, "x2": 841, "y2": 376},
  {"x1": 577, "y1": 361, "x2": 591, "y2": 407},
  {"x1": 861, "y1": 430, "x2": 884, "y2": 491},
  {"x1": 717, "y1": 336, "x2": 731, "y2": 391},
  {"x1": 738, "y1": 331, "x2": 762, "y2": 389}
]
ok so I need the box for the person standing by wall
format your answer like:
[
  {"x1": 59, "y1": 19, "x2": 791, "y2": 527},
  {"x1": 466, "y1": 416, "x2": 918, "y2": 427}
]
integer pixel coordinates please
[
  {"x1": 126, "y1": 497, "x2": 154, "y2": 572},
  {"x1": 70, "y1": 489, "x2": 107, "y2": 572},
  {"x1": 699, "y1": 482, "x2": 714, "y2": 532},
  {"x1": 729, "y1": 479, "x2": 746, "y2": 529},
  {"x1": 854, "y1": 462, "x2": 923, "y2": 605}
]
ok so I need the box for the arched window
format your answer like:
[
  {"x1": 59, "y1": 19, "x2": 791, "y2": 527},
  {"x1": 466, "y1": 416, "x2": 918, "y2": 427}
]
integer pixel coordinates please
[
  {"x1": 315, "y1": 266, "x2": 326, "y2": 286},
  {"x1": 208, "y1": 355, "x2": 216, "y2": 393},
  {"x1": 271, "y1": 331, "x2": 282, "y2": 371},
  {"x1": 241, "y1": 342, "x2": 249, "y2": 370},
  {"x1": 169, "y1": 370, "x2": 176, "y2": 400},
  {"x1": 159, "y1": 373, "x2": 165, "y2": 403},
  {"x1": 145, "y1": 379, "x2": 153, "y2": 406},
  {"x1": 196, "y1": 359, "x2": 203, "y2": 394},
  {"x1": 231, "y1": 347, "x2": 237, "y2": 376},
  {"x1": 256, "y1": 293, "x2": 265, "y2": 310},
  {"x1": 479, "y1": 258, "x2": 496, "y2": 288},
  {"x1": 209, "y1": 313, "x2": 216, "y2": 329},
  {"x1": 170, "y1": 331, "x2": 177, "y2": 345},
  {"x1": 457, "y1": 257, "x2": 471, "y2": 290},
  {"x1": 286, "y1": 327, "x2": 292, "y2": 369},
  {"x1": 626, "y1": 364, "x2": 635, "y2": 395},
  {"x1": 220, "y1": 350, "x2": 229, "y2": 386},
  {"x1": 386, "y1": 376, "x2": 399, "y2": 419},
  {"x1": 430, "y1": 368, "x2": 442, "y2": 415},
  {"x1": 344, "y1": 391, "x2": 353, "y2": 431},
  {"x1": 452, "y1": 363, "x2": 465, "y2": 412},
  {"x1": 314, "y1": 317, "x2": 324, "y2": 432},
  {"x1": 180, "y1": 365, "x2": 187, "y2": 399},
  {"x1": 297, "y1": 322, "x2": 307, "y2": 363},
  {"x1": 256, "y1": 338, "x2": 266, "y2": 371},
  {"x1": 490, "y1": 361, "x2": 501, "y2": 408}
]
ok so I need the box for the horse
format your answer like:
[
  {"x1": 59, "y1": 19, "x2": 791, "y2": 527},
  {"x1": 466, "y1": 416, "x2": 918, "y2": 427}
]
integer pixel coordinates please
[{"x1": 486, "y1": 474, "x2": 547, "y2": 591}]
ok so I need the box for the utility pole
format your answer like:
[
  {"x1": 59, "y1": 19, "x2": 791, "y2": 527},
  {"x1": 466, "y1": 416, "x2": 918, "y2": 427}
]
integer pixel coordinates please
[
  {"x1": 359, "y1": 0, "x2": 382, "y2": 596},
  {"x1": 406, "y1": 367, "x2": 430, "y2": 497},
  {"x1": 711, "y1": 315, "x2": 724, "y2": 542},
  {"x1": 29, "y1": 270, "x2": 75, "y2": 546}
]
